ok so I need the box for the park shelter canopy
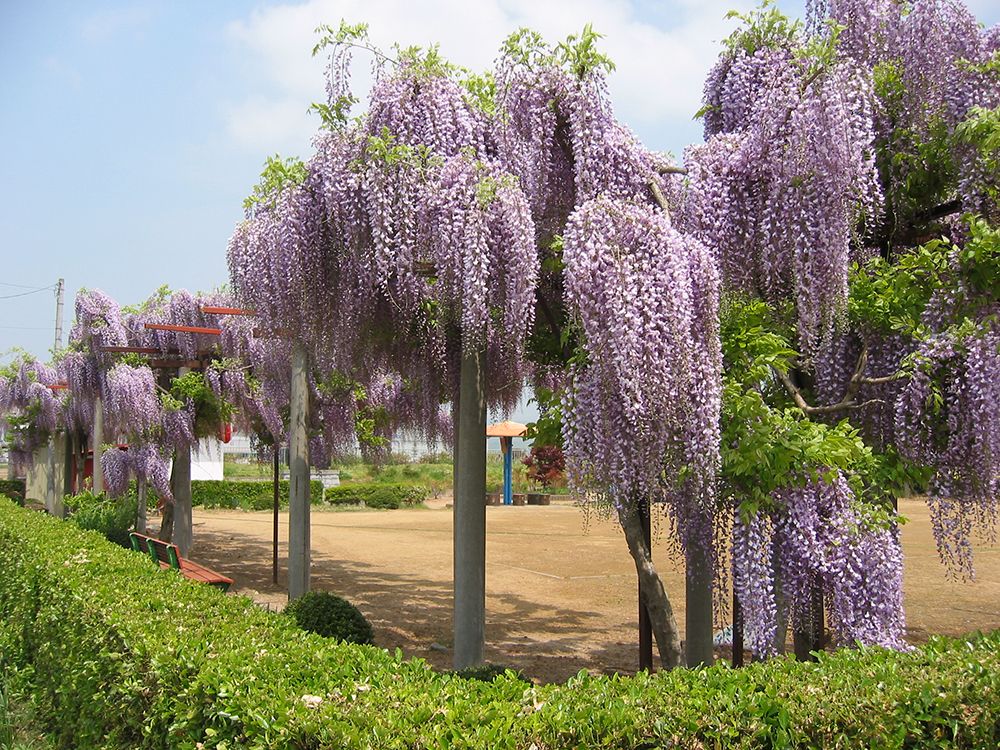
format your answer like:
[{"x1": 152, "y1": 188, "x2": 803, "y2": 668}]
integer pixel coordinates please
[{"x1": 486, "y1": 421, "x2": 526, "y2": 505}]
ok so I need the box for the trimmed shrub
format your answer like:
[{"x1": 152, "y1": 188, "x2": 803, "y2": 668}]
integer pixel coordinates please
[
  {"x1": 4, "y1": 496, "x2": 1000, "y2": 750},
  {"x1": 451, "y1": 664, "x2": 530, "y2": 684},
  {"x1": 63, "y1": 490, "x2": 137, "y2": 548},
  {"x1": 326, "y1": 483, "x2": 427, "y2": 509},
  {"x1": 191, "y1": 479, "x2": 324, "y2": 509},
  {"x1": 283, "y1": 591, "x2": 375, "y2": 645},
  {"x1": 0, "y1": 478, "x2": 25, "y2": 506}
]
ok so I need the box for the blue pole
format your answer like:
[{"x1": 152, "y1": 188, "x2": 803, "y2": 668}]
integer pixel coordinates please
[{"x1": 503, "y1": 437, "x2": 513, "y2": 505}]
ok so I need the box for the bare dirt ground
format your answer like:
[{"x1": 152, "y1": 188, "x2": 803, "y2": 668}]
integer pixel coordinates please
[{"x1": 186, "y1": 497, "x2": 1000, "y2": 685}]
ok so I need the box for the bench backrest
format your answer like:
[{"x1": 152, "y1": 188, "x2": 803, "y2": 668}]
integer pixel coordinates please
[{"x1": 130, "y1": 532, "x2": 181, "y2": 569}]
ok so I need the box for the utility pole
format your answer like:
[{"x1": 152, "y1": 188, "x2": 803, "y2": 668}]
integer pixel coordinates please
[{"x1": 53, "y1": 278, "x2": 65, "y2": 353}]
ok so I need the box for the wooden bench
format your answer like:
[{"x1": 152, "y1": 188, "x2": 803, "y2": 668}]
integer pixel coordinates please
[{"x1": 129, "y1": 532, "x2": 234, "y2": 592}]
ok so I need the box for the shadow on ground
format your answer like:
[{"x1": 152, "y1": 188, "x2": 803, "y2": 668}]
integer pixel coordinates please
[{"x1": 190, "y1": 524, "x2": 631, "y2": 684}]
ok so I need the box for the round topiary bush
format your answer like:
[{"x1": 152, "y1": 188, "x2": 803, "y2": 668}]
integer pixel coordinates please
[{"x1": 283, "y1": 590, "x2": 375, "y2": 645}]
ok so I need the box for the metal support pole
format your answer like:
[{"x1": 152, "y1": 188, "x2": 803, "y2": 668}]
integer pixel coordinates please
[
  {"x1": 273, "y1": 442, "x2": 280, "y2": 585},
  {"x1": 638, "y1": 500, "x2": 653, "y2": 672},
  {"x1": 502, "y1": 437, "x2": 513, "y2": 505},
  {"x1": 454, "y1": 341, "x2": 487, "y2": 670},
  {"x1": 288, "y1": 341, "x2": 311, "y2": 602}
]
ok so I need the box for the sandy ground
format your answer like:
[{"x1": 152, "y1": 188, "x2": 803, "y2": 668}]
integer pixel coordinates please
[{"x1": 184, "y1": 497, "x2": 1000, "y2": 685}]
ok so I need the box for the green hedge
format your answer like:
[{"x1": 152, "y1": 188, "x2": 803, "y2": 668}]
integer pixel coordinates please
[
  {"x1": 2, "y1": 497, "x2": 1000, "y2": 749},
  {"x1": 0, "y1": 478, "x2": 25, "y2": 505},
  {"x1": 192, "y1": 479, "x2": 324, "y2": 510},
  {"x1": 325, "y1": 483, "x2": 427, "y2": 509}
]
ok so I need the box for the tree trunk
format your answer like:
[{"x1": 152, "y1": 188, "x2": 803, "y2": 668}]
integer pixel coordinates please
[
  {"x1": 793, "y1": 577, "x2": 824, "y2": 661},
  {"x1": 135, "y1": 477, "x2": 147, "y2": 534},
  {"x1": 75, "y1": 431, "x2": 86, "y2": 495},
  {"x1": 618, "y1": 503, "x2": 682, "y2": 669},
  {"x1": 158, "y1": 500, "x2": 174, "y2": 543}
]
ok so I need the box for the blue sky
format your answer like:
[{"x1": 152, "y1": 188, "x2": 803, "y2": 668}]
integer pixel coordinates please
[{"x1": 2, "y1": 0, "x2": 998, "y2": 368}]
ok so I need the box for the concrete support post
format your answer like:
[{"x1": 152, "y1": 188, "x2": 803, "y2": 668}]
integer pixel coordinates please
[
  {"x1": 92, "y1": 396, "x2": 104, "y2": 494},
  {"x1": 172, "y1": 446, "x2": 193, "y2": 557},
  {"x1": 288, "y1": 340, "x2": 311, "y2": 602},
  {"x1": 273, "y1": 443, "x2": 280, "y2": 586},
  {"x1": 685, "y1": 513, "x2": 715, "y2": 667},
  {"x1": 172, "y1": 367, "x2": 194, "y2": 558},
  {"x1": 46, "y1": 434, "x2": 66, "y2": 517},
  {"x1": 453, "y1": 342, "x2": 487, "y2": 670}
]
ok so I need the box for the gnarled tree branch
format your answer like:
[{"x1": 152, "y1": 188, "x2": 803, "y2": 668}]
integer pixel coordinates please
[
  {"x1": 775, "y1": 344, "x2": 908, "y2": 417},
  {"x1": 648, "y1": 179, "x2": 671, "y2": 215}
]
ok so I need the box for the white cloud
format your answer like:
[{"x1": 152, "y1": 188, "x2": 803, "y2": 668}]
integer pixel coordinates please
[
  {"x1": 222, "y1": 95, "x2": 317, "y2": 156},
  {"x1": 221, "y1": 0, "x2": 756, "y2": 155}
]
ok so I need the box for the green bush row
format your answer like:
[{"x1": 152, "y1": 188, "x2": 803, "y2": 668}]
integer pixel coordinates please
[
  {"x1": 191, "y1": 479, "x2": 324, "y2": 510},
  {"x1": 64, "y1": 490, "x2": 138, "y2": 549},
  {"x1": 2, "y1": 497, "x2": 1000, "y2": 749},
  {"x1": 0, "y1": 478, "x2": 25, "y2": 505},
  {"x1": 325, "y1": 483, "x2": 427, "y2": 509}
]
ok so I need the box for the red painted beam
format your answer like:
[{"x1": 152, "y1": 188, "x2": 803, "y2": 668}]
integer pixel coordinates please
[
  {"x1": 145, "y1": 323, "x2": 222, "y2": 335},
  {"x1": 45, "y1": 383, "x2": 69, "y2": 389},
  {"x1": 200, "y1": 306, "x2": 252, "y2": 315}
]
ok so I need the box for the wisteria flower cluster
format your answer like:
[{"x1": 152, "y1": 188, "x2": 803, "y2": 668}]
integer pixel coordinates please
[
  {"x1": 228, "y1": 44, "x2": 540, "y2": 427},
  {"x1": 0, "y1": 358, "x2": 63, "y2": 473},
  {"x1": 682, "y1": 32, "x2": 883, "y2": 356},
  {"x1": 733, "y1": 474, "x2": 907, "y2": 657},
  {"x1": 561, "y1": 196, "x2": 722, "y2": 551},
  {"x1": 820, "y1": 0, "x2": 1000, "y2": 221}
]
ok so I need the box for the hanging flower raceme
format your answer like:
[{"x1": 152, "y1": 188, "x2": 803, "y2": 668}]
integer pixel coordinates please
[
  {"x1": 129, "y1": 444, "x2": 173, "y2": 501},
  {"x1": 0, "y1": 358, "x2": 63, "y2": 473},
  {"x1": 495, "y1": 39, "x2": 680, "y2": 243},
  {"x1": 103, "y1": 364, "x2": 163, "y2": 441},
  {"x1": 683, "y1": 30, "x2": 883, "y2": 357},
  {"x1": 821, "y1": 0, "x2": 1000, "y2": 220},
  {"x1": 365, "y1": 55, "x2": 489, "y2": 158},
  {"x1": 128, "y1": 288, "x2": 227, "y2": 361},
  {"x1": 894, "y1": 322, "x2": 1000, "y2": 577},
  {"x1": 561, "y1": 196, "x2": 722, "y2": 523},
  {"x1": 73, "y1": 289, "x2": 128, "y2": 357},
  {"x1": 99, "y1": 446, "x2": 131, "y2": 497},
  {"x1": 229, "y1": 48, "x2": 540, "y2": 424},
  {"x1": 99, "y1": 443, "x2": 173, "y2": 500},
  {"x1": 734, "y1": 474, "x2": 907, "y2": 657}
]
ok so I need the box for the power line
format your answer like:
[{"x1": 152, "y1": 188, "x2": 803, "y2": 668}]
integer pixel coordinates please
[
  {"x1": 0, "y1": 287, "x2": 55, "y2": 300},
  {"x1": 0, "y1": 281, "x2": 59, "y2": 291},
  {"x1": 0, "y1": 325, "x2": 51, "y2": 331}
]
